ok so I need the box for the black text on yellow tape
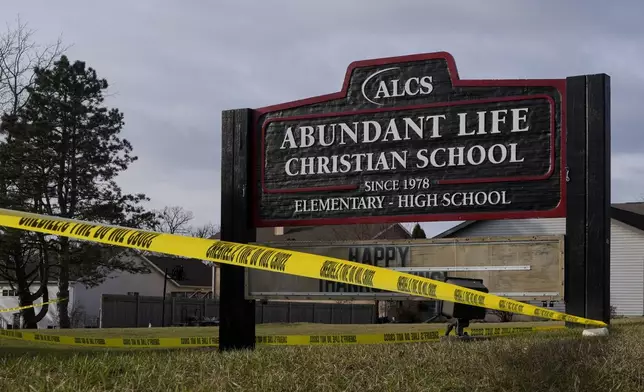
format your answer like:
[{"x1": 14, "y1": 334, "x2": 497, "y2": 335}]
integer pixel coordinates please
[
  {"x1": 0, "y1": 326, "x2": 566, "y2": 348},
  {"x1": 0, "y1": 208, "x2": 606, "y2": 327},
  {"x1": 74, "y1": 337, "x2": 107, "y2": 346},
  {"x1": 18, "y1": 217, "x2": 160, "y2": 250},
  {"x1": 383, "y1": 331, "x2": 441, "y2": 343},
  {"x1": 469, "y1": 327, "x2": 535, "y2": 337},
  {"x1": 397, "y1": 276, "x2": 437, "y2": 297},
  {"x1": 0, "y1": 297, "x2": 67, "y2": 314},
  {"x1": 319, "y1": 260, "x2": 375, "y2": 287}
]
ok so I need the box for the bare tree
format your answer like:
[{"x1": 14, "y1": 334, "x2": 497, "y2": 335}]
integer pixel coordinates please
[
  {"x1": 153, "y1": 206, "x2": 195, "y2": 234},
  {"x1": 0, "y1": 16, "x2": 67, "y2": 328},
  {"x1": 488, "y1": 309, "x2": 514, "y2": 323},
  {"x1": 144, "y1": 206, "x2": 219, "y2": 260},
  {"x1": 0, "y1": 16, "x2": 67, "y2": 116},
  {"x1": 189, "y1": 222, "x2": 220, "y2": 239},
  {"x1": 153, "y1": 205, "x2": 220, "y2": 238}
]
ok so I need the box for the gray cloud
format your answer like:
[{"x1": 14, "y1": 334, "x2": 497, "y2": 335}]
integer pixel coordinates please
[{"x1": 2, "y1": 0, "x2": 644, "y2": 230}]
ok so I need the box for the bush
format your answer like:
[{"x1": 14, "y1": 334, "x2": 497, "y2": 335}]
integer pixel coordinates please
[
  {"x1": 610, "y1": 305, "x2": 624, "y2": 319},
  {"x1": 489, "y1": 309, "x2": 514, "y2": 322}
]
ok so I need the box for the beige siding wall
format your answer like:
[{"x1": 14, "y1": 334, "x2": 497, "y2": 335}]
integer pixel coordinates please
[
  {"x1": 610, "y1": 221, "x2": 644, "y2": 316},
  {"x1": 441, "y1": 217, "x2": 644, "y2": 316}
]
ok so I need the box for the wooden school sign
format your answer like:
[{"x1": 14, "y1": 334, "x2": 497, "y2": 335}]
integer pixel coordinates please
[
  {"x1": 253, "y1": 52, "x2": 565, "y2": 226},
  {"x1": 246, "y1": 237, "x2": 565, "y2": 302},
  {"x1": 219, "y1": 52, "x2": 610, "y2": 352}
]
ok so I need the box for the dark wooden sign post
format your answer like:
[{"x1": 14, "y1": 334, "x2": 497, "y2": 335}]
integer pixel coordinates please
[
  {"x1": 565, "y1": 74, "x2": 611, "y2": 325},
  {"x1": 219, "y1": 52, "x2": 611, "y2": 351}
]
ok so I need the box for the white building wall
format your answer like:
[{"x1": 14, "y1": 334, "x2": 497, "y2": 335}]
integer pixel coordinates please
[
  {"x1": 72, "y1": 253, "x2": 181, "y2": 327},
  {"x1": 0, "y1": 284, "x2": 75, "y2": 329},
  {"x1": 0, "y1": 253, "x2": 215, "y2": 329},
  {"x1": 441, "y1": 217, "x2": 644, "y2": 316},
  {"x1": 609, "y1": 220, "x2": 644, "y2": 316}
]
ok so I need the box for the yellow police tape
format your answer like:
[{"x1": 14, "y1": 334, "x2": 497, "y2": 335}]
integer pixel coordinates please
[
  {"x1": 0, "y1": 298, "x2": 67, "y2": 314},
  {"x1": 0, "y1": 325, "x2": 566, "y2": 348},
  {"x1": 0, "y1": 207, "x2": 607, "y2": 327}
]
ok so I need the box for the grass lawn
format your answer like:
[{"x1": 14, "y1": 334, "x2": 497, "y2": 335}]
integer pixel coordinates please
[{"x1": 0, "y1": 318, "x2": 642, "y2": 391}]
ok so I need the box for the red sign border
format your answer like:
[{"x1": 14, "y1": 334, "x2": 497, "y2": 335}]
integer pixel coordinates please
[{"x1": 252, "y1": 51, "x2": 566, "y2": 228}]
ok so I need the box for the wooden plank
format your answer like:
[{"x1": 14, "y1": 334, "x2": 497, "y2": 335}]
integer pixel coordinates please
[
  {"x1": 219, "y1": 108, "x2": 257, "y2": 351},
  {"x1": 565, "y1": 75, "x2": 588, "y2": 321},
  {"x1": 565, "y1": 74, "x2": 612, "y2": 325},
  {"x1": 584, "y1": 74, "x2": 611, "y2": 324},
  {"x1": 247, "y1": 236, "x2": 565, "y2": 301}
]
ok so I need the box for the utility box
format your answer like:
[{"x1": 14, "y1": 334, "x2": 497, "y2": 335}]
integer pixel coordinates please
[{"x1": 441, "y1": 277, "x2": 489, "y2": 320}]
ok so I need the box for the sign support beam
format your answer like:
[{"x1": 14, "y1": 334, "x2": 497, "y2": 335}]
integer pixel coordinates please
[
  {"x1": 565, "y1": 74, "x2": 611, "y2": 326},
  {"x1": 219, "y1": 108, "x2": 257, "y2": 351}
]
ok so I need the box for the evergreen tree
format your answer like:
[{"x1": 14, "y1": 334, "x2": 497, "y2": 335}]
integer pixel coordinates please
[
  {"x1": 411, "y1": 223, "x2": 426, "y2": 239},
  {"x1": 2, "y1": 55, "x2": 156, "y2": 327}
]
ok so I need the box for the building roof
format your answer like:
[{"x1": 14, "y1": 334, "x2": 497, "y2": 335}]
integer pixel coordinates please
[
  {"x1": 432, "y1": 221, "x2": 477, "y2": 239},
  {"x1": 611, "y1": 202, "x2": 644, "y2": 232},
  {"x1": 612, "y1": 202, "x2": 644, "y2": 216},
  {"x1": 142, "y1": 254, "x2": 213, "y2": 288},
  {"x1": 1, "y1": 251, "x2": 215, "y2": 289},
  {"x1": 432, "y1": 202, "x2": 644, "y2": 238},
  {"x1": 212, "y1": 223, "x2": 412, "y2": 242}
]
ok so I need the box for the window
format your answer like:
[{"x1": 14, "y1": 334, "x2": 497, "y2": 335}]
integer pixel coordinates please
[{"x1": 1, "y1": 289, "x2": 17, "y2": 297}]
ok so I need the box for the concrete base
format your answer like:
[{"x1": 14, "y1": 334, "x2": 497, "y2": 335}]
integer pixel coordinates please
[{"x1": 582, "y1": 327, "x2": 609, "y2": 337}]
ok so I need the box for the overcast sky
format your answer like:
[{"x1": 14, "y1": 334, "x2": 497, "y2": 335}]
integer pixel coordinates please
[{"x1": 2, "y1": 1, "x2": 643, "y2": 236}]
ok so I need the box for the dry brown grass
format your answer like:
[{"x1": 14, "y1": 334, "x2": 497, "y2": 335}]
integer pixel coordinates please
[{"x1": 0, "y1": 319, "x2": 642, "y2": 392}]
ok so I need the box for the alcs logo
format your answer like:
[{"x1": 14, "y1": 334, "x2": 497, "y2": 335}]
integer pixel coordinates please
[{"x1": 361, "y1": 67, "x2": 434, "y2": 105}]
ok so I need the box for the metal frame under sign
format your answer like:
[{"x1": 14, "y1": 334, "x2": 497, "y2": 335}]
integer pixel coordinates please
[{"x1": 391, "y1": 265, "x2": 531, "y2": 272}]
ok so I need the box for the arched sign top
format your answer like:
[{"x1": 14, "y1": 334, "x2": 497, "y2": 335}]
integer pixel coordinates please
[{"x1": 252, "y1": 52, "x2": 566, "y2": 227}]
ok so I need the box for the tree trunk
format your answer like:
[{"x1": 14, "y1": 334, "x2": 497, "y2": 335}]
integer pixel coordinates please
[
  {"x1": 57, "y1": 237, "x2": 71, "y2": 328},
  {"x1": 20, "y1": 306, "x2": 38, "y2": 329},
  {"x1": 11, "y1": 237, "x2": 40, "y2": 329},
  {"x1": 56, "y1": 280, "x2": 70, "y2": 328},
  {"x1": 17, "y1": 283, "x2": 50, "y2": 329},
  {"x1": 57, "y1": 280, "x2": 70, "y2": 328},
  {"x1": 19, "y1": 303, "x2": 50, "y2": 329}
]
